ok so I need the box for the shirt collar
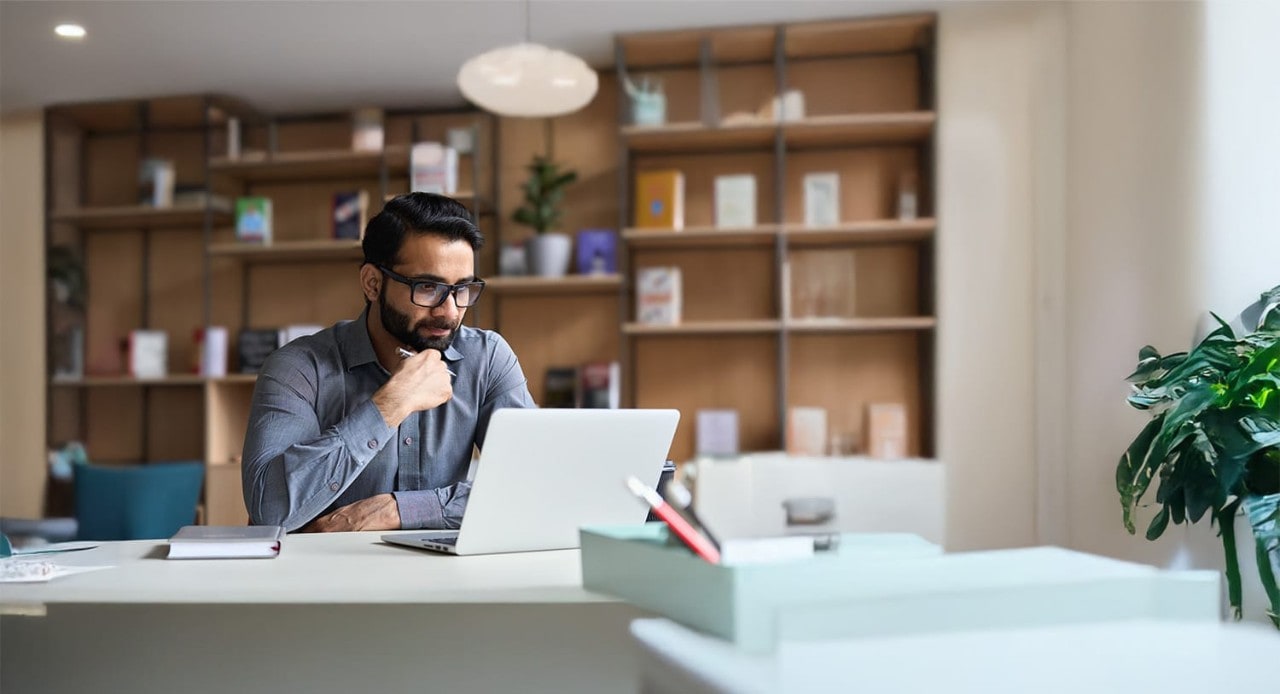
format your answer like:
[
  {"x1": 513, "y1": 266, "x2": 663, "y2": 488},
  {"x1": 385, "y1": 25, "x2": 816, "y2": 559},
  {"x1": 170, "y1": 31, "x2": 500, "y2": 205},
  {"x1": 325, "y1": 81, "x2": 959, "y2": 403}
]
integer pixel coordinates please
[{"x1": 338, "y1": 305, "x2": 465, "y2": 371}]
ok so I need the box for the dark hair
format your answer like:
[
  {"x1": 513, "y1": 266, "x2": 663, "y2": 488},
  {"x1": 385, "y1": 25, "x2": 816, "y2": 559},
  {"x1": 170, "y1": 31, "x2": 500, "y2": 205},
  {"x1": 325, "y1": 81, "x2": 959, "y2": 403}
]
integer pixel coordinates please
[{"x1": 362, "y1": 193, "x2": 484, "y2": 268}]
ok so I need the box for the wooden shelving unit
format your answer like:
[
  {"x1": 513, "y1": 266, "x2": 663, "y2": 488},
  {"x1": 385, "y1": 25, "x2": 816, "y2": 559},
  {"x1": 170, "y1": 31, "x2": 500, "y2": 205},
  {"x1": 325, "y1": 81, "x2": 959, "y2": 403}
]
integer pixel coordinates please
[
  {"x1": 50, "y1": 203, "x2": 233, "y2": 230},
  {"x1": 484, "y1": 274, "x2": 622, "y2": 295},
  {"x1": 208, "y1": 239, "x2": 363, "y2": 262},
  {"x1": 50, "y1": 374, "x2": 209, "y2": 387},
  {"x1": 617, "y1": 14, "x2": 939, "y2": 460},
  {"x1": 209, "y1": 146, "x2": 410, "y2": 182}
]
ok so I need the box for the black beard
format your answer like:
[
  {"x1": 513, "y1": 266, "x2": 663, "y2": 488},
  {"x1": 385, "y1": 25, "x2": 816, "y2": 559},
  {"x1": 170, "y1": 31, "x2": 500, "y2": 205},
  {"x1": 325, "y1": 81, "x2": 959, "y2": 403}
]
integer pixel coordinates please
[{"x1": 378, "y1": 283, "x2": 457, "y2": 353}]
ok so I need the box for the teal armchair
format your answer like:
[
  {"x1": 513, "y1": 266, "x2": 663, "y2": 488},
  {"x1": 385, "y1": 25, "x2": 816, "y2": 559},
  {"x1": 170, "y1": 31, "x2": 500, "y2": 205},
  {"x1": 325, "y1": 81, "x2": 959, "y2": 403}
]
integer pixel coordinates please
[{"x1": 73, "y1": 461, "x2": 205, "y2": 541}]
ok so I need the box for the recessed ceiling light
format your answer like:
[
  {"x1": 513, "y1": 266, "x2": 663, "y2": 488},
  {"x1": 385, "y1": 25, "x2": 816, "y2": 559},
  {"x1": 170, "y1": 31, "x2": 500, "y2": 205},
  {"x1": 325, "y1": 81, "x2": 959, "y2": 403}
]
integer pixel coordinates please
[{"x1": 54, "y1": 24, "x2": 86, "y2": 40}]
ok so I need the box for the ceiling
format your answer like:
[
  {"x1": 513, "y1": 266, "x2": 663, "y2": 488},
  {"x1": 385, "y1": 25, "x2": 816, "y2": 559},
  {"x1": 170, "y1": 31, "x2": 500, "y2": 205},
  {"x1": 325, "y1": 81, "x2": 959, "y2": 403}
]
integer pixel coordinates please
[{"x1": 0, "y1": 0, "x2": 933, "y2": 116}]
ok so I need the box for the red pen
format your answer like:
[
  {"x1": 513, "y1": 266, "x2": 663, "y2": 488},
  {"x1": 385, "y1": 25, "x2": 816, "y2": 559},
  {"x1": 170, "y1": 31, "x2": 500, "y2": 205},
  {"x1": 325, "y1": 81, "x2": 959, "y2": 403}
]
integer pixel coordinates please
[{"x1": 627, "y1": 476, "x2": 721, "y2": 564}]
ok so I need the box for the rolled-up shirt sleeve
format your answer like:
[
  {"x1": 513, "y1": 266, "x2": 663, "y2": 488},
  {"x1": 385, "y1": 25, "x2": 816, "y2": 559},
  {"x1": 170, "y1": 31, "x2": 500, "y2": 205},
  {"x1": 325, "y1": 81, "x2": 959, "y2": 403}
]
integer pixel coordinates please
[{"x1": 242, "y1": 349, "x2": 394, "y2": 532}]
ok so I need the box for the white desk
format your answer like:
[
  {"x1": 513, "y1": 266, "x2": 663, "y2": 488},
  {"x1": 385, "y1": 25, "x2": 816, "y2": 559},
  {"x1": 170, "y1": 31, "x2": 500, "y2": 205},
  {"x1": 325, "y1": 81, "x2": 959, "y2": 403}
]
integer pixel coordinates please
[{"x1": 0, "y1": 532, "x2": 647, "y2": 693}]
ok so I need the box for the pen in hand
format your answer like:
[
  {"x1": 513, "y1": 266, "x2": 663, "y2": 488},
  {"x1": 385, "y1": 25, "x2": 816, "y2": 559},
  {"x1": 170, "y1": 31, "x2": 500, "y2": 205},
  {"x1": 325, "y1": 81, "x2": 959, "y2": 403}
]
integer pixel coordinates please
[{"x1": 396, "y1": 347, "x2": 456, "y2": 377}]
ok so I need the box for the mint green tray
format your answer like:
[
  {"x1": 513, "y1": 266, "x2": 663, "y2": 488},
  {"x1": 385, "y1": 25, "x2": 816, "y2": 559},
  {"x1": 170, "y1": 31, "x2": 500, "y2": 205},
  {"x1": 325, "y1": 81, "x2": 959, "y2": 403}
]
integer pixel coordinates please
[{"x1": 579, "y1": 524, "x2": 942, "y2": 652}]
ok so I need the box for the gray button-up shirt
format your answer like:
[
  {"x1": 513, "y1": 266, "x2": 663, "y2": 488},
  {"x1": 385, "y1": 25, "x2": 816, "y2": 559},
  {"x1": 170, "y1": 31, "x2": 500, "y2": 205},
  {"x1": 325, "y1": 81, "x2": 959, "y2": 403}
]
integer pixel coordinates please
[{"x1": 241, "y1": 308, "x2": 535, "y2": 531}]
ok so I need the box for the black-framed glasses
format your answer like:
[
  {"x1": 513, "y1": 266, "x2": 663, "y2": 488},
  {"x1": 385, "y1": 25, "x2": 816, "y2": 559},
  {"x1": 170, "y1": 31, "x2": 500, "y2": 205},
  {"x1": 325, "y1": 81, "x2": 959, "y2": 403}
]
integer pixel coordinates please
[{"x1": 376, "y1": 265, "x2": 485, "y2": 308}]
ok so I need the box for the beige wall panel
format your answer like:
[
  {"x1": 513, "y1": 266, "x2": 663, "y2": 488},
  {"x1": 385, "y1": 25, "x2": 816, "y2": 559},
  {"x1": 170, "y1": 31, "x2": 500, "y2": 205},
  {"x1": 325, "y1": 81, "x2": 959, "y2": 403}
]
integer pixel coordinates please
[
  {"x1": 85, "y1": 389, "x2": 143, "y2": 462},
  {"x1": 787, "y1": 333, "x2": 924, "y2": 457},
  {"x1": 784, "y1": 147, "x2": 920, "y2": 222},
  {"x1": 495, "y1": 294, "x2": 621, "y2": 405},
  {"x1": 631, "y1": 247, "x2": 775, "y2": 321},
  {"x1": 787, "y1": 54, "x2": 922, "y2": 116},
  {"x1": 634, "y1": 335, "x2": 779, "y2": 461},
  {"x1": 147, "y1": 229, "x2": 205, "y2": 371},
  {"x1": 85, "y1": 134, "x2": 140, "y2": 206},
  {"x1": 632, "y1": 151, "x2": 775, "y2": 227},
  {"x1": 85, "y1": 230, "x2": 143, "y2": 374},
  {"x1": 147, "y1": 387, "x2": 205, "y2": 461},
  {"x1": 246, "y1": 262, "x2": 365, "y2": 328},
  {"x1": 788, "y1": 246, "x2": 921, "y2": 318}
]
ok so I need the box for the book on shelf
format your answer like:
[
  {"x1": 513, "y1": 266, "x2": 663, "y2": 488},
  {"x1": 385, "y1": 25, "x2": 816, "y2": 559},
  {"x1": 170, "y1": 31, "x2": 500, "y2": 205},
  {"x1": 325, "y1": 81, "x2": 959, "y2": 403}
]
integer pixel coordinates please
[
  {"x1": 897, "y1": 170, "x2": 919, "y2": 221},
  {"x1": 866, "y1": 403, "x2": 908, "y2": 460},
  {"x1": 575, "y1": 229, "x2": 617, "y2": 275},
  {"x1": 351, "y1": 107, "x2": 385, "y2": 152},
  {"x1": 714, "y1": 174, "x2": 756, "y2": 228},
  {"x1": 194, "y1": 326, "x2": 228, "y2": 377},
  {"x1": 237, "y1": 328, "x2": 280, "y2": 374},
  {"x1": 167, "y1": 525, "x2": 285, "y2": 560},
  {"x1": 803, "y1": 172, "x2": 840, "y2": 227},
  {"x1": 411, "y1": 142, "x2": 459, "y2": 195},
  {"x1": 138, "y1": 158, "x2": 175, "y2": 208},
  {"x1": 787, "y1": 406, "x2": 828, "y2": 457},
  {"x1": 235, "y1": 196, "x2": 273, "y2": 244},
  {"x1": 544, "y1": 366, "x2": 580, "y2": 408},
  {"x1": 696, "y1": 409, "x2": 739, "y2": 457},
  {"x1": 332, "y1": 190, "x2": 369, "y2": 240},
  {"x1": 128, "y1": 329, "x2": 167, "y2": 378},
  {"x1": 633, "y1": 170, "x2": 684, "y2": 230},
  {"x1": 580, "y1": 361, "x2": 620, "y2": 409},
  {"x1": 635, "y1": 266, "x2": 682, "y2": 325}
]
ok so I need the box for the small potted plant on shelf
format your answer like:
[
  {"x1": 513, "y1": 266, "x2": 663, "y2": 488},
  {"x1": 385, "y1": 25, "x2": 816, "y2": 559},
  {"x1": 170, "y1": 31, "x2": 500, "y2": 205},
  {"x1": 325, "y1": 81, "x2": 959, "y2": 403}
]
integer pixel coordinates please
[
  {"x1": 512, "y1": 154, "x2": 577, "y2": 278},
  {"x1": 1117, "y1": 284, "x2": 1280, "y2": 628}
]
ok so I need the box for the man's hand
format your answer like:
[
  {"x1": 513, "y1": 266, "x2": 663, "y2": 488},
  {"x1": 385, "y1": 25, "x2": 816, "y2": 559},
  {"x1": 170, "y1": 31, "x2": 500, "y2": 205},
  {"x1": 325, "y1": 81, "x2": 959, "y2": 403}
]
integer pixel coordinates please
[
  {"x1": 372, "y1": 348, "x2": 453, "y2": 427},
  {"x1": 303, "y1": 493, "x2": 401, "y2": 532}
]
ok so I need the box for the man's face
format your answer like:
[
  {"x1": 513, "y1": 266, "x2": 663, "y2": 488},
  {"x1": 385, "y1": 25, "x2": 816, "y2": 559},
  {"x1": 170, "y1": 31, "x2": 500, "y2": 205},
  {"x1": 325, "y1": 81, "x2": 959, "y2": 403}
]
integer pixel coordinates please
[{"x1": 376, "y1": 234, "x2": 475, "y2": 353}]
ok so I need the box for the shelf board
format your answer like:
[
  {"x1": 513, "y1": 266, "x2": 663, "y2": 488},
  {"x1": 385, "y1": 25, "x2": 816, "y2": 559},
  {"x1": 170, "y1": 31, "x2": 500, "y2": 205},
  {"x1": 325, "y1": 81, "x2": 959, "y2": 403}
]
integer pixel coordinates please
[
  {"x1": 51, "y1": 374, "x2": 208, "y2": 387},
  {"x1": 210, "y1": 374, "x2": 258, "y2": 384},
  {"x1": 785, "y1": 316, "x2": 936, "y2": 333},
  {"x1": 623, "y1": 112, "x2": 935, "y2": 153},
  {"x1": 50, "y1": 203, "x2": 232, "y2": 230},
  {"x1": 209, "y1": 146, "x2": 410, "y2": 182},
  {"x1": 624, "y1": 225, "x2": 779, "y2": 249},
  {"x1": 208, "y1": 239, "x2": 363, "y2": 263},
  {"x1": 485, "y1": 274, "x2": 622, "y2": 295},
  {"x1": 622, "y1": 121, "x2": 775, "y2": 153},
  {"x1": 619, "y1": 25, "x2": 777, "y2": 68},
  {"x1": 623, "y1": 320, "x2": 782, "y2": 336},
  {"x1": 785, "y1": 15, "x2": 934, "y2": 59},
  {"x1": 783, "y1": 219, "x2": 935, "y2": 246},
  {"x1": 783, "y1": 112, "x2": 935, "y2": 149}
]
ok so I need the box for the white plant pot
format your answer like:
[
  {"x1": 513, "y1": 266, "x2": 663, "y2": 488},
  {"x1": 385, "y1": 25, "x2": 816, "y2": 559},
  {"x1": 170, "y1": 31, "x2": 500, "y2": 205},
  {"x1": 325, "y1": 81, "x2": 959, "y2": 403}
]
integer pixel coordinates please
[
  {"x1": 526, "y1": 233, "x2": 572, "y2": 278},
  {"x1": 1234, "y1": 510, "x2": 1275, "y2": 625}
]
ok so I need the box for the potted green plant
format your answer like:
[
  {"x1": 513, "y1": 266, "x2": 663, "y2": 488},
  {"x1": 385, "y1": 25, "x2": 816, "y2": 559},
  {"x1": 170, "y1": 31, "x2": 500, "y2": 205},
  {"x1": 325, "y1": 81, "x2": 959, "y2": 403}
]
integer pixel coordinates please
[
  {"x1": 512, "y1": 154, "x2": 577, "y2": 277},
  {"x1": 47, "y1": 244, "x2": 86, "y2": 378},
  {"x1": 1117, "y1": 284, "x2": 1280, "y2": 627}
]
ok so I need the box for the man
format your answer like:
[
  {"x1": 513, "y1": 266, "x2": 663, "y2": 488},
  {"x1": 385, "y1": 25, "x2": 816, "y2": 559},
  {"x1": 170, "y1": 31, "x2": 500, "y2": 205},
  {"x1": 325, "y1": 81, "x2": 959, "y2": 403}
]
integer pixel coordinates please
[{"x1": 242, "y1": 192, "x2": 535, "y2": 532}]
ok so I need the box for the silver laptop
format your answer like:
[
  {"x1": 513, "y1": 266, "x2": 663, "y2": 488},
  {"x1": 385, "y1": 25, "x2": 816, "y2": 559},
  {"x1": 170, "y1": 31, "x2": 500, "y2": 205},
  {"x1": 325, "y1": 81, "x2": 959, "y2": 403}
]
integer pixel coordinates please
[{"x1": 382, "y1": 408, "x2": 679, "y2": 555}]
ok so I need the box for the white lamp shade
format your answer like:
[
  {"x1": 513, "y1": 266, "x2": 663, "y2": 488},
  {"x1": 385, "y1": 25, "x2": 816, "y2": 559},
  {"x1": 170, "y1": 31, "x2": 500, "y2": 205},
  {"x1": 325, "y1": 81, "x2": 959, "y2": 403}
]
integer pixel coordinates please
[{"x1": 457, "y1": 42, "x2": 599, "y2": 118}]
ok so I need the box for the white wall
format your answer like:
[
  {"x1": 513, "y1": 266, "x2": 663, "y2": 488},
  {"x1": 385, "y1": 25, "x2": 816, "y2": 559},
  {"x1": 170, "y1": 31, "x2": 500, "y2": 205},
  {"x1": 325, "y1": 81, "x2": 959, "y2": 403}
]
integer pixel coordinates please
[
  {"x1": 1064, "y1": 0, "x2": 1280, "y2": 570},
  {"x1": 0, "y1": 111, "x2": 47, "y2": 518}
]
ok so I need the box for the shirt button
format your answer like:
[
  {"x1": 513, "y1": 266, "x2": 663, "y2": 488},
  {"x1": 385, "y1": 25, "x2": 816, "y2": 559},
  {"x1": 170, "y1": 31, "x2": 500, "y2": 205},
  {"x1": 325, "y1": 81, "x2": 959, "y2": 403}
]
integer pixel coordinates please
[
  {"x1": 403, "y1": 437, "x2": 413, "y2": 445},
  {"x1": 329, "y1": 483, "x2": 339, "y2": 492},
  {"x1": 367, "y1": 439, "x2": 378, "y2": 449}
]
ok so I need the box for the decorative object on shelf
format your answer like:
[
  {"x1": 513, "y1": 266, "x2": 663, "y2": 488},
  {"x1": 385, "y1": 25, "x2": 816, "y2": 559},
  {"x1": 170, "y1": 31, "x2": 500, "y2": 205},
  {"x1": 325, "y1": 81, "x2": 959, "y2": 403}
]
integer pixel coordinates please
[
  {"x1": 1117, "y1": 284, "x2": 1279, "y2": 627},
  {"x1": 575, "y1": 229, "x2": 618, "y2": 275},
  {"x1": 128, "y1": 330, "x2": 168, "y2": 378},
  {"x1": 194, "y1": 326, "x2": 229, "y2": 378},
  {"x1": 696, "y1": 409, "x2": 740, "y2": 457},
  {"x1": 544, "y1": 366, "x2": 580, "y2": 408},
  {"x1": 235, "y1": 196, "x2": 272, "y2": 244},
  {"x1": 226, "y1": 117, "x2": 241, "y2": 159},
  {"x1": 237, "y1": 328, "x2": 280, "y2": 374},
  {"x1": 513, "y1": 154, "x2": 578, "y2": 277},
  {"x1": 866, "y1": 403, "x2": 908, "y2": 460},
  {"x1": 635, "y1": 267, "x2": 682, "y2": 325},
  {"x1": 803, "y1": 172, "x2": 841, "y2": 227},
  {"x1": 714, "y1": 174, "x2": 757, "y2": 228},
  {"x1": 351, "y1": 107, "x2": 385, "y2": 152},
  {"x1": 410, "y1": 142, "x2": 459, "y2": 195},
  {"x1": 499, "y1": 241, "x2": 528, "y2": 276},
  {"x1": 332, "y1": 190, "x2": 369, "y2": 240},
  {"x1": 897, "y1": 170, "x2": 919, "y2": 220},
  {"x1": 786, "y1": 407, "x2": 828, "y2": 457},
  {"x1": 624, "y1": 75, "x2": 666, "y2": 126},
  {"x1": 446, "y1": 127, "x2": 474, "y2": 155},
  {"x1": 138, "y1": 158, "x2": 175, "y2": 208},
  {"x1": 759, "y1": 89, "x2": 805, "y2": 123},
  {"x1": 456, "y1": 0, "x2": 597, "y2": 117},
  {"x1": 633, "y1": 169, "x2": 684, "y2": 230},
  {"x1": 581, "y1": 362, "x2": 621, "y2": 409}
]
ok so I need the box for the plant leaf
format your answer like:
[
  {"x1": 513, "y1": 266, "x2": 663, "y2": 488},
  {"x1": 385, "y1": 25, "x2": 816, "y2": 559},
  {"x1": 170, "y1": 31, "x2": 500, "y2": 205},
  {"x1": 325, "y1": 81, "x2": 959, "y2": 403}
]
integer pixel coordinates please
[
  {"x1": 1217, "y1": 498, "x2": 1245, "y2": 620},
  {"x1": 1145, "y1": 505, "x2": 1170, "y2": 541},
  {"x1": 1118, "y1": 415, "x2": 1165, "y2": 534},
  {"x1": 1242, "y1": 494, "x2": 1280, "y2": 627}
]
